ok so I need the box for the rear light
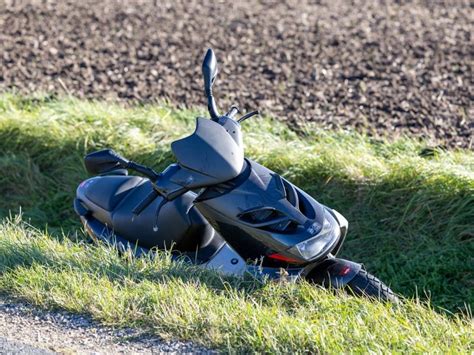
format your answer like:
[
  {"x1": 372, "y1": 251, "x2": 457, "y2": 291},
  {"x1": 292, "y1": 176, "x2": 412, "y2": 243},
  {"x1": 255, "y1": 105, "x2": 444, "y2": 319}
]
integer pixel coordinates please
[
  {"x1": 268, "y1": 253, "x2": 302, "y2": 264},
  {"x1": 339, "y1": 266, "x2": 351, "y2": 276}
]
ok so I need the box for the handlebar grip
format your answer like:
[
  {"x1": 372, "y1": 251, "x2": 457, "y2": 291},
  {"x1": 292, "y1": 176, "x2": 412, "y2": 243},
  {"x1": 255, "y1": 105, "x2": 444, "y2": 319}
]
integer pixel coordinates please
[
  {"x1": 228, "y1": 107, "x2": 239, "y2": 119},
  {"x1": 226, "y1": 105, "x2": 240, "y2": 119},
  {"x1": 132, "y1": 189, "x2": 160, "y2": 215},
  {"x1": 127, "y1": 161, "x2": 159, "y2": 181}
]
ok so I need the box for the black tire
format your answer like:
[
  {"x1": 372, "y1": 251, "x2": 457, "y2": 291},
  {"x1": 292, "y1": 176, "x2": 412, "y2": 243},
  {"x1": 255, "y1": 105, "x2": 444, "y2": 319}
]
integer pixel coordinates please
[{"x1": 345, "y1": 269, "x2": 399, "y2": 303}]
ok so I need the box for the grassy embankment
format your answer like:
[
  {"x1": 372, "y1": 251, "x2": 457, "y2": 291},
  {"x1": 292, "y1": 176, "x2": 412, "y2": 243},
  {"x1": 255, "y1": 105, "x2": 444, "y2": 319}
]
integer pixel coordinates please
[{"x1": 0, "y1": 94, "x2": 472, "y2": 352}]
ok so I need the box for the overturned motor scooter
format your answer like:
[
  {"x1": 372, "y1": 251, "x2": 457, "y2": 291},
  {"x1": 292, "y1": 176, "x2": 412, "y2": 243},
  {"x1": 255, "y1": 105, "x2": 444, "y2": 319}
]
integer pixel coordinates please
[{"x1": 74, "y1": 49, "x2": 397, "y2": 301}]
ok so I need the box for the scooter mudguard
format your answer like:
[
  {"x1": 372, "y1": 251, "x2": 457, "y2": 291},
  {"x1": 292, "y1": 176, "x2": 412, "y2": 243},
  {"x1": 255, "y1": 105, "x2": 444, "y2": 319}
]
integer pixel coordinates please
[{"x1": 304, "y1": 258, "x2": 363, "y2": 288}]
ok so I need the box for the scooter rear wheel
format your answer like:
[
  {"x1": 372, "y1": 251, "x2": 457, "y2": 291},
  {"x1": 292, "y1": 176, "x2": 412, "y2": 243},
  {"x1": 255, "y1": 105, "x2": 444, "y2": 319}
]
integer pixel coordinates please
[{"x1": 345, "y1": 269, "x2": 399, "y2": 303}]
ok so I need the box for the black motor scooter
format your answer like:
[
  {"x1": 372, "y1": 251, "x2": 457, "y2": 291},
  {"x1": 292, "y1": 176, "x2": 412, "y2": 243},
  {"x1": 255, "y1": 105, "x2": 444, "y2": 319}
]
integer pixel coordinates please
[{"x1": 74, "y1": 49, "x2": 397, "y2": 301}]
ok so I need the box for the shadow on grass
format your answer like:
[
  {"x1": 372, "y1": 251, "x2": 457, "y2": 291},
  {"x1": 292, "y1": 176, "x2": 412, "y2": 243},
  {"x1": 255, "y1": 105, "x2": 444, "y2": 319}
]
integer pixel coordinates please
[{"x1": 0, "y1": 227, "x2": 266, "y2": 302}]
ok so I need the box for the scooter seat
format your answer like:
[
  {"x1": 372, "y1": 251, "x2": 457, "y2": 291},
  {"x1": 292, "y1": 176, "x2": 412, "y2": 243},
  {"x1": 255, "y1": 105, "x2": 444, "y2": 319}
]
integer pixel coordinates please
[
  {"x1": 76, "y1": 174, "x2": 225, "y2": 257},
  {"x1": 80, "y1": 175, "x2": 144, "y2": 212}
]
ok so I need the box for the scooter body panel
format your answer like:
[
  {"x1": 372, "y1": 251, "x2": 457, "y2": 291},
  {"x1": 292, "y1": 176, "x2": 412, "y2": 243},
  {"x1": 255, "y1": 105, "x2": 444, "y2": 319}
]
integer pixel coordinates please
[
  {"x1": 171, "y1": 117, "x2": 244, "y2": 183},
  {"x1": 194, "y1": 159, "x2": 343, "y2": 265},
  {"x1": 76, "y1": 175, "x2": 223, "y2": 255}
]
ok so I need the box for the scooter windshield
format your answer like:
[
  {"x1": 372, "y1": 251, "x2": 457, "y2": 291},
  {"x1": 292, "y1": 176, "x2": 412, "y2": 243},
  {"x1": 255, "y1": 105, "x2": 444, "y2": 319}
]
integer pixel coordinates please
[{"x1": 171, "y1": 118, "x2": 245, "y2": 183}]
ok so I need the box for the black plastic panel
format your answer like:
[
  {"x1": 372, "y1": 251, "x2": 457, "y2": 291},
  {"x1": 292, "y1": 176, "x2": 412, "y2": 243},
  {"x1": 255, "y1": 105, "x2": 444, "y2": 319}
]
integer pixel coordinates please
[{"x1": 171, "y1": 118, "x2": 244, "y2": 184}]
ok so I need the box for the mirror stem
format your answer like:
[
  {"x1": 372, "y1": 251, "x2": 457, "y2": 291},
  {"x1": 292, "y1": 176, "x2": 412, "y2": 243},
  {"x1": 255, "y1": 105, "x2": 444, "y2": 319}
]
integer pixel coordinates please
[
  {"x1": 205, "y1": 82, "x2": 219, "y2": 120},
  {"x1": 207, "y1": 93, "x2": 220, "y2": 121}
]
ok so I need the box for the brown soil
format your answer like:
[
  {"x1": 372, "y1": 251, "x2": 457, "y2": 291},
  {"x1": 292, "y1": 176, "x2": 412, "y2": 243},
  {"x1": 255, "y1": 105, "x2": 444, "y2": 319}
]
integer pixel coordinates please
[{"x1": 0, "y1": 0, "x2": 472, "y2": 148}]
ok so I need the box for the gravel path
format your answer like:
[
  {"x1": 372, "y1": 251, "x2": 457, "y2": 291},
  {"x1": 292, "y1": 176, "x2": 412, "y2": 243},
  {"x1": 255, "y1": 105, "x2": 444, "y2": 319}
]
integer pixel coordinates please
[
  {"x1": 0, "y1": 0, "x2": 471, "y2": 148},
  {"x1": 0, "y1": 337, "x2": 54, "y2": 355},
  {"x1": 0, "y1": 297, "x2": 212, "y2": 354}
]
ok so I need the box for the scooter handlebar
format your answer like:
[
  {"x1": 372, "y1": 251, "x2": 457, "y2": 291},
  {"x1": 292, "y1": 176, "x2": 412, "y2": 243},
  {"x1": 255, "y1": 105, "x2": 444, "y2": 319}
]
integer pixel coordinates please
[{"x1": 127, "y1": 161, "x2": 160, "y2": 181}]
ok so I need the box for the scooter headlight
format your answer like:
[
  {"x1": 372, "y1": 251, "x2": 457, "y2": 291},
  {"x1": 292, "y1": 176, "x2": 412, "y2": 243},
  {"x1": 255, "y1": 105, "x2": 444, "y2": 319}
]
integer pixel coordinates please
[{"x1": 289, "y1": 210, "x2": 340, "y2": 261}]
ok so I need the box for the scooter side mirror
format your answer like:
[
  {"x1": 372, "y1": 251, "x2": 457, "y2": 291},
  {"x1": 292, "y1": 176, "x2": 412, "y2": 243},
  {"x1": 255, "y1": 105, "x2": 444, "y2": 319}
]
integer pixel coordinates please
[
  {"x1": 84, "y1": 149, "x2": 129, "y2": 175},
  {"x1": 202, "y1": 48, "x2": 218, "y2": 96}
]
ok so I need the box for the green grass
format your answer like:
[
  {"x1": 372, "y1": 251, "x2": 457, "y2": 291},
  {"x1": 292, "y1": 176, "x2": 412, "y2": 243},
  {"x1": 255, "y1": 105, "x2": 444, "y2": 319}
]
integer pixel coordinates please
[
  {"x1": 1, "y1": 216, "x2": 472, "y2": 353},
  {"x1": 0, "y1": 93, "x2": 473, "y2": 352}
]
